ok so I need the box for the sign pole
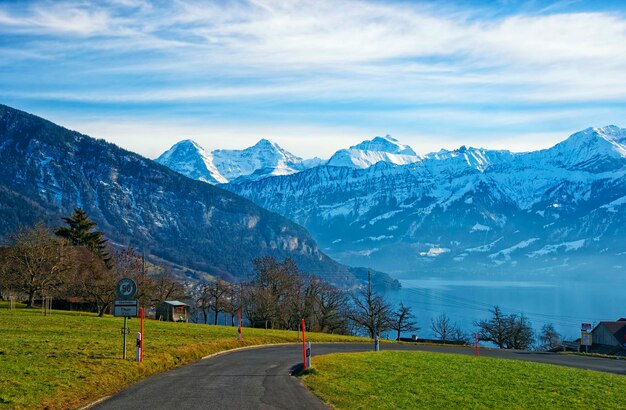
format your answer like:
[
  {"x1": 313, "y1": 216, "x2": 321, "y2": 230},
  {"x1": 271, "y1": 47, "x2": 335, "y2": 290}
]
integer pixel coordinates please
[{"x1": 123, "y1": 316, "x2": 128, "y2": 360}]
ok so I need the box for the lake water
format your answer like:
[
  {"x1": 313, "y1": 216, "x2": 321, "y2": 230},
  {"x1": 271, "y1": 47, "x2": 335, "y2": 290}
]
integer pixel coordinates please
[{"x1": 384, "y1": 276, "x2": 626, "y2": 341}]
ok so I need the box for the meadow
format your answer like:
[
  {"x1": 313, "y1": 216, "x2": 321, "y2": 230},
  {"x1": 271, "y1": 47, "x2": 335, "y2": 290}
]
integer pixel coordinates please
[
  {"x1": 0, "y1": 304, "x2": 363, "y2": 409},
  {"x1": 301, "y1": 351, "x2": 626, "y2": 409}
]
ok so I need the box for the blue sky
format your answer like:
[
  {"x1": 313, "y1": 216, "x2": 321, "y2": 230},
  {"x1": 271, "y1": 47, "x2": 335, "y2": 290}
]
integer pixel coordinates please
[{"x1": 1, "y1": 0, "x2": 625, "y2": 159}]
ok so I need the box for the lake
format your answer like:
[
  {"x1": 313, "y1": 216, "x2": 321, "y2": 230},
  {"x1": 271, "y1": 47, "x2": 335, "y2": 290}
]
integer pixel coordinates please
[{"x1": 384, "y1": 275, "x2": 625, "y2": 341}]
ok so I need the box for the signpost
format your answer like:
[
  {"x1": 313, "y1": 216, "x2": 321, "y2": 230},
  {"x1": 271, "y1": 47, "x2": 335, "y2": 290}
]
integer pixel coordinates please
[
  {"x1": 580, "y1": 323, "x2": 593, "y2": 353},
  {"x1": 115, "y1": 278, "x2": 138, "y2": 359}
]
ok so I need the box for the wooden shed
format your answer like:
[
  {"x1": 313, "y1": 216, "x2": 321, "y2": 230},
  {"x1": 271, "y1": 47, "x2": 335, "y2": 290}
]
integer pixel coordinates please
[
  {"x1": 156, "y1": 300, "x2": 190, "y2": 322},
  {"x1": 591, "y1": 319, "x2": 626, "y2": 348}
]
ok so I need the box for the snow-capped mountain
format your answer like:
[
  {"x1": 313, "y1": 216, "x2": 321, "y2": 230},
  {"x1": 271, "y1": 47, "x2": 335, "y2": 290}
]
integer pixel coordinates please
[
  {"x1": 326, "y1": 135, "x2": 421, "y2": 168},
  {"x1": 227, "y1": 126, "x2": 626, "y2": 276},
  {"x1": 0, "y1": 104, "x2": 400, "y2": 288},
  {"x1": 158, "y1": 134, "x2": 423, "y2": 183},
  {"x1": 156, "y1": 138, "x2": 309, "y2": 183},
  {"x1": 156, "y1": 139, "x2": 228, "y2": 184}
]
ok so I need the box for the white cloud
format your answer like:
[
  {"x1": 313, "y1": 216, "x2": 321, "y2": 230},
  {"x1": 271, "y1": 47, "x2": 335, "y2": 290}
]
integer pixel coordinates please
[{"x1": 1, "y1": 0, "x2": 625, "y2": 156}]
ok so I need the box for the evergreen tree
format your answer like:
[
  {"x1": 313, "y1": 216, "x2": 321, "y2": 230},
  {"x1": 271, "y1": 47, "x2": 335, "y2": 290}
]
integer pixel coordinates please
[{"x1": 55, "y1": 208, "x2": 109, "y2": 265}]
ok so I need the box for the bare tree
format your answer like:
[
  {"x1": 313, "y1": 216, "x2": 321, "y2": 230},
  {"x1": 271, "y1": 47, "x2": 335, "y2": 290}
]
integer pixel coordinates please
[
  {"x1": 196, "y1": 283, "x2": 212, "y2": 324},
  {"x1": 391, "y1": 303, "x2": 419, "y2": 341},
  {"x1": 71, "y1": 246, "x2": 114, "y2": 316},
  {"x1": 539, "y1": 323, "x2": 561, "y2": 351},
  {"x1": 475, "y1": 306, "x2": 534, "y2": 350},
  {"x1": 222, "y1": 282, "x2": 240, "y2": 326},
  {"x1": 431, "y1": 313, "x2": 456, "y2": 343},
  {"x1": 2, "y1": 224, "x2": 72, "y2": 307},
  {"x1": 75, "y1": 246, "x2": 145, "y2": 317},
  {"x1": 150, "y1": 268, "x2": 186, "y2": 307},
  {"x1": 347, "y1": 272, "x2": 393, "y2": 338},
  {"x1": 206, "y1": 279, "x2": 230, "y2": 325},
  {"x1": 246, "y1": 256, "x2": 302, "y2": 329},
  {"x1": 314, "y1": 280, "x2": 349, "y2": 334}
]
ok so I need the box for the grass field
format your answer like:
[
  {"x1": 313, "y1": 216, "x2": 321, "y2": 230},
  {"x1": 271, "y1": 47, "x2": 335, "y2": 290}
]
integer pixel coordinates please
[
  {"x1": 300, "y1": 351, "x2": 626, "y2": 409},
  {"x1": 0, "y1": 304, "x2": 364, "y2": 409}
]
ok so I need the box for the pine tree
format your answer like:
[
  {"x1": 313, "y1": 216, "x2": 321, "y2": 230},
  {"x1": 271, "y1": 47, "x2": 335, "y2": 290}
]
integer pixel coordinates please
[{"x1": 55, "y1": 208, "x2": 109, "y2": 265}]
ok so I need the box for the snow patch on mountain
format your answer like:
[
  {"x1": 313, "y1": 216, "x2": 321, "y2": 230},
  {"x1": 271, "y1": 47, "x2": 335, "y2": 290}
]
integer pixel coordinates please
[
  {"x1": 527, "y1": 239, "x2": 586, "y2": 257},
  {"x1": 489, "y1": 238, "x2": 539, "y2": 261}
]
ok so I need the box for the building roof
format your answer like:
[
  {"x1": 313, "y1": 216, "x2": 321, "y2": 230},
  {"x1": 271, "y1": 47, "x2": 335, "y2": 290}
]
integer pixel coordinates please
[
  {"x1": 163, "y1": 300, "x2": 188, "y2": 306},
  {"x1": 593, "y1": 320, "x2": 626, "y2": 336}
]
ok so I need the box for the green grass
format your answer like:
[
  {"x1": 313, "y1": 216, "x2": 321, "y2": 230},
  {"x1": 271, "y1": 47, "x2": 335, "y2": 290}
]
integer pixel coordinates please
[
  {"x1": 301, "y1": 351, "x2": 626, "y2": 409},
  {"x1": 0, "y1": 306, "x2": 365, "y2": 409}
]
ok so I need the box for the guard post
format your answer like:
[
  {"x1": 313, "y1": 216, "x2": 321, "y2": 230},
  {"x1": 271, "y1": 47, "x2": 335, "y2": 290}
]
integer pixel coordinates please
[
  {"x1": 135, "y1": 332, "x2": 142, "y2": 362},
  {"x1": 306, "y1": 342, "x2": 311, "y2": 369}
]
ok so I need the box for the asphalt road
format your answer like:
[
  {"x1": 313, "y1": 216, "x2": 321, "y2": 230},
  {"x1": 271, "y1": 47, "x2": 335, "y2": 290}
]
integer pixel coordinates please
[{"x1": 93, "y1": 343, "x2": 626, "y2": 410}]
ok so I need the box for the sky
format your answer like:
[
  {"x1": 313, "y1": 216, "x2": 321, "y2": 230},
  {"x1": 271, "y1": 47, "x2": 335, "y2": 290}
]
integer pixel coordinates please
[{"x1": 1, "y1": 0, "x2": 626, "y2": 159}]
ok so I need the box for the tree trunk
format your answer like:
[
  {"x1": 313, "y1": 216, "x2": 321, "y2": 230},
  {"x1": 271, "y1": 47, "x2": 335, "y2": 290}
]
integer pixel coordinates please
[
  {"x1": 98, "y1": 302, "x2": 109, "y2": 317},
  {"x1": 27, "y1": 289, "x2": 36, "y2": 308},
  {"x1": 214, "y1": 309, "x2": 219, "y2": 325}
]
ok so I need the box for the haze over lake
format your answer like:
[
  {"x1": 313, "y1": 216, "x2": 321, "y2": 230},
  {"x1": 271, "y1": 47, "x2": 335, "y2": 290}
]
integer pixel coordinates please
[{"x1": 386, "y1": 275, "x2": 624, "y2": 341}]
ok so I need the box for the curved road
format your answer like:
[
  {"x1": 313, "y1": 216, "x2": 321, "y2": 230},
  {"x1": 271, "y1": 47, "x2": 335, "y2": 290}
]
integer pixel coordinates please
[{"x1": 93, "y1": 343, "x2": 626, "y2": 410}]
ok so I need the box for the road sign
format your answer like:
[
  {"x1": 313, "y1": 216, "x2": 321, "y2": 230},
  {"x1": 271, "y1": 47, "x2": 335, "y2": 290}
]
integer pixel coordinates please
[
  {"x1": 581, "y1": 323, "x2": 592, "y2": 332},
  {"x1": 116, "y1": 278, "x2": 138, "y2": 300},
  {"x1": 114, "y1": 299, "x2": 139, "y2": 317}
]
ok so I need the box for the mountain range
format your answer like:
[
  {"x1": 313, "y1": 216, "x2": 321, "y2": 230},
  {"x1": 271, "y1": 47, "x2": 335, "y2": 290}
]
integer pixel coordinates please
[
  {"x1": 159, "y1": 126, "x2": 626, "y2": 277},
  {"x1": 0, "y1": 104, "x2": 398, "y2": 289}
]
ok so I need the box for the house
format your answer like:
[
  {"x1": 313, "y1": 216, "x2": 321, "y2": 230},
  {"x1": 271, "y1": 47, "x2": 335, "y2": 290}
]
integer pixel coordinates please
[
  {"x1": 156, "y1": 300, "x2": 190, "y2": 322},
  {"x1": 590, "y1": 319, "x2": 626, "y2": 354}
]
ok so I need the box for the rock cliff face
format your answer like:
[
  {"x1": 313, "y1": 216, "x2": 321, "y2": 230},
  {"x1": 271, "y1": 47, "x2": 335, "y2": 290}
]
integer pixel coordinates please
[
  {"x1": 227, "y1": 127, "x2": 626, "y2": 276},
  {"x1": 0, "y1": 104, "x2": 396, "y2": 286}
]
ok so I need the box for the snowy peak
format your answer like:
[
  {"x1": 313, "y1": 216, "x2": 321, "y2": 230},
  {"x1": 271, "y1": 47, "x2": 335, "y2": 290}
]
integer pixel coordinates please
[
  {"x1": 156, "y1": 140, "x2": 227, "y2": 184},
  {"x1": 213, "y1": 138, "x2": 305, "y2": 181},
  {"x1": 542, "y1": 126, "x2": 626, "y2": 172},
  {"x1": 327, "y1": 135, "x2": 421, "y2": 169},
  {"x1": 157, "y1": 138, "x2": 307, "y2": 183},
  {"x1": 423, "y1": 146, "x2": 513, "y2": 172},
  {"x1": 352, "y1": 135, "x2": 417, "y2": 156}
]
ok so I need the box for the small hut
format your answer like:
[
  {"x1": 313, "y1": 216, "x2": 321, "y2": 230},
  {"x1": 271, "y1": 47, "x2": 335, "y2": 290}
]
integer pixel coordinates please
[{"x1": 156, "y1": 300, "x2": 190, "y2": 322}]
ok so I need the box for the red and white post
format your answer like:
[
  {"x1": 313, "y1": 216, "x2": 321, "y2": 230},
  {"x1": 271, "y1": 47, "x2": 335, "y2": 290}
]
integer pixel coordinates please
[{"x1": 136, "y1": 307, "x2": 144, "y2": 363}]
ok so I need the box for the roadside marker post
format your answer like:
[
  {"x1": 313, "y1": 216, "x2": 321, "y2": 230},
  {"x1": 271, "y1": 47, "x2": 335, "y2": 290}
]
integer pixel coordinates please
[
  {"x1": 374, "y1": 334, "x2": 380, "y2": 352},
  {"x1": 238, "y1": 310, "x2": 243, "y2": 342},
  {"x1": 301, "y1": 319, "x2": 307, "y2": 369},
  {"x1": 135, "y1": 332, "x2": 142, "y2": 362},
  {"x1": 139, "y1": 307, "x2": 144, "y2": 362},
  {"x1": 474, "y1": 333, "x2": 480, "y2": 357},
  {"x1": 306, "y1": 342, "x2": 311, "y2": 369}
]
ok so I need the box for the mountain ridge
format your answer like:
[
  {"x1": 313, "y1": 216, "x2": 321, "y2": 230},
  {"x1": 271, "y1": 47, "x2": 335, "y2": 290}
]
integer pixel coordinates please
[
  {"x1": 225, "y1": 126, "x2": 626, "y2": 276},
  {"x1": 0, "y1": 104, "x2": 398, "y2": 288}
]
